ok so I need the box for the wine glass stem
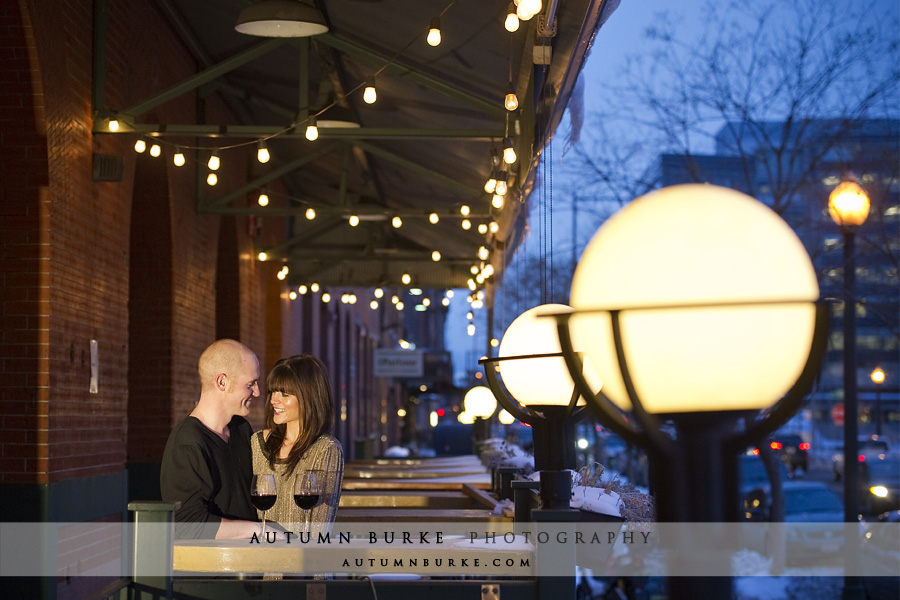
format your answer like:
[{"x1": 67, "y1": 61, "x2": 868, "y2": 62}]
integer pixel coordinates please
[{"x1": 262, "y1": 511, "x2": 266, "y2": 536}]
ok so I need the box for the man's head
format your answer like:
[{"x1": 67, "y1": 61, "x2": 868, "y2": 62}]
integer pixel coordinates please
[{"x1": 198, "y1": 339, "x2": 260, "y2": 417}]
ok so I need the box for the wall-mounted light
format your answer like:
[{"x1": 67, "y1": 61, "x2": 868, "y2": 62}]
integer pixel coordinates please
[{"x1": 426, "y1": 17, "x2": 441, "y2": 47}]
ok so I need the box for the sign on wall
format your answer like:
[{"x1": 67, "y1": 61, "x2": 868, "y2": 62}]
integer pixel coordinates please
[{"x1": 373, "y1": 349, "x2": 424, "y2": 378}]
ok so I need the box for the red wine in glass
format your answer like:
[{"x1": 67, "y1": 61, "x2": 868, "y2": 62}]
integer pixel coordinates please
[
  {"x1": 293, "y1": 492, "x2": 320, "y2": 510},
  {"x1": 293, "y1": 471, "x2": 321, "y2": 527},
  {"x1": 251, "y1": 473, "x2": 277, "y2": 534},
  {"x1": 251, "y1": 494, "x2": 277, "y2": 511}
]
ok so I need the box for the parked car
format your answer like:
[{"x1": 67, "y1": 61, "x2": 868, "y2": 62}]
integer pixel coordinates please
[
  {"x1": 754, "y1": 433, "x2": 809, "y2": 474},
  {"x1": 742, "y1": 481, "x2": 848, "y2": 565},
  {"x1": 860, "y1": 455, "x2": 900, "y2": 515},
  {"x1": 832, "y1": 434, "x2": 892, "y2": 481}
]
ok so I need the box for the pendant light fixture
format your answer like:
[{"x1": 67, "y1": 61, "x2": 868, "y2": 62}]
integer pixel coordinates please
[{"x1": 235, "y1": 0, "x2": 328, "y2": 38}]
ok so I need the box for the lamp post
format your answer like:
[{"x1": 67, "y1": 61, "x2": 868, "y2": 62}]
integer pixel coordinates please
[
  {"x1": 871, "y1": 367, "x2": 885, "y2": 436},
  {"x1": 829, "y1": 180, "x2": 870, "y2": 600},
  {"x1": 553, "y1": 185, "x2": 829, "y2": 600}
]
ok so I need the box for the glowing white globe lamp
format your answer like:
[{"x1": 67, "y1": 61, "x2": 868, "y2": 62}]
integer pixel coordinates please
[
  {"x1": 463, "y1": 386, "x2": 497, "y2": 419},
  {"x1": 569, "y1": 184, "x2": 819, "y2": 415}
]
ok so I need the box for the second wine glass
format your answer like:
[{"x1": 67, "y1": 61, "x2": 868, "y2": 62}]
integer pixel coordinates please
[{"x1": 293, "y1": 470, "x2": 323, "y2": 530}]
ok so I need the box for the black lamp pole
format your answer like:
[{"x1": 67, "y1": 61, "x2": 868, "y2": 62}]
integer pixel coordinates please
[{"x1": 841, "y1": 228, "x2": 865, "y2": 600}]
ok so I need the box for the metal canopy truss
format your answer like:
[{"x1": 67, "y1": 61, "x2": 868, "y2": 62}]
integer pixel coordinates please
[{"x1": 91, "y1": 0, "x2": 614, "y2": 290}]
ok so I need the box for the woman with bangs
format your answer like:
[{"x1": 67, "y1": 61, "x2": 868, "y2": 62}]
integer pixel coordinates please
[{"x1": 251, "y1": 354, "x2": 344, "y2": 536}]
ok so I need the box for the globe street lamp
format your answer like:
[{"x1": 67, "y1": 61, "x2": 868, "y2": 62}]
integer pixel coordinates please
[
  {"x1": 552, "y1": 185, "x2": 829, "y2": 600},
  {"x1": 829, "y1": 179, "x2": 870, "y2": 600},
  {"x1": 463, "y1": 385, "x2": 497, "y2": 444}
]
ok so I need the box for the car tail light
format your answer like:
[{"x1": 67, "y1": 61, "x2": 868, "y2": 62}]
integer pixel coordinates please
[
  {"x1": 752, "y1": 448, "x2": 760, "y2": 455},
  {"x1": 799, "y1": 442, "x2": 810, "y2": 451},
  {"x1": 770, "y1": 441, "x2": 782, "y2": 450},
  {"x1": 858, "y1": 454, "x2": 866, "y2": 462}
]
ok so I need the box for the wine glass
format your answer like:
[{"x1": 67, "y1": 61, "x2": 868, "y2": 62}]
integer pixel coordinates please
[
  {"x1": 250, "y1": 474, "x2": 277, "y2": 535},
  {"x1": 293, "y1": 470, "x2": 323, "y2": 530}
]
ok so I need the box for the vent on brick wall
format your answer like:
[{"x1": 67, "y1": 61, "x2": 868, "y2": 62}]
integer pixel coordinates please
[{"x1": 93, "y1": 153, "x2": 123, "y2": 182}]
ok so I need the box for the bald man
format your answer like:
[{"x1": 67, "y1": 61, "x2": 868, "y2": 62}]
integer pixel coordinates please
[{"x1": 160, "y1": 339, "x2": 264, "y2": 539}]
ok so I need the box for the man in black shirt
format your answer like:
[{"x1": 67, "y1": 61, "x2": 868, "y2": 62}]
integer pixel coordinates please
[{"x1": 161, "y1": 339, "x2": 265, "y2": 539}]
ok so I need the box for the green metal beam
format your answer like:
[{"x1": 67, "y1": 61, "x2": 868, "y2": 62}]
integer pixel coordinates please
[
  {"x1": 201, "y1": 141, "x2": 342, "y2": 210},
  {"x1": 118, "y1": 124, "x2": 503, "y2": 139},
  {"x1": 316, "y1": 33, "x2": 507, "y2": 119},
  {"x1": 354, "y1": 140, "x2": 485, "y2": 199},
  {"x1": 118, "y1": 38, "x2": 288, "y2": 118}
]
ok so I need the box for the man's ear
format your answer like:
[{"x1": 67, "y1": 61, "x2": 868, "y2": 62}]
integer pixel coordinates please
[{"x1": 216, "y1": 373, "x2": 228, "y2": 391}]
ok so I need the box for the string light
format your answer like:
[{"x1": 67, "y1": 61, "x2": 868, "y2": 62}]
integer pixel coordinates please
[
  {"x1": 495, "y1": 173, "x2": 508, "y2": 196},
  {"x1": 321, "y1": 292, "x2": 331, "y2": 303},
  {"x1": 348, "y1": 214, "x2": 360, "y2": 227},
  {"x1": 478, "y1": 223, "x2": 488, "y2": 234},
  {"x1": 298, "y1": 285, "x2": 308, "y2": 294},
  {"x1": 422, "y1": 298, "x2": 431, "y2": 306},
  {"x1": 134, "y1": 139, "x2": 146, "y2": 153},
  {"x1": 484, "y1": 170, "x2": 497, "y2": 194},
  {"x1": 173, "y1": 147, "x2": 186, "y2": 167},
  {"x1": 432, "y1": 250, "x2": 441, "y2": 262},
  {"x1": 492, "y1": 194, "x2": 504, "y2": 209},
  {"x1": 149, "y1": 143, "x2": 161, "y2": 157},
  {"x1": 207, "y1": 173, "x2": 218, "y2": 186},
  {"x1": 470, "y1": 265, "x2": 479, "y2": 275},
  {"x1": 108, "y1": 119, "x2": 120, "y2": 132},
  {"x1": 502, "y1": 137, "x2": 516, "y2": 164},
  {"x1": 460, "y1": 204, "x2": 470, "y2": 216},
  {"x1": 402, "y1": 273, "x2": 412, "y2": 285},
  {"x1": 392, "y1": 295, "x2": 400, "y2": 304},
  {"x1": 426, "y1": 17, "x2": 441, "y2": 46},
  {"x1": 504, "y1": 82, "x2": 519, "y2": 111},
  {"x1": 505, "y1": 3, "x2": 520, "y2": 31},
  {"x1": 489, "y1": 221, "x2": 499, "y2": 233},
  {"x1": 517, "y1": 0, "x2": 542, "y2": 20},
  {"x1": 461, "y1": 219, "x2": 471, "y2": 230},
  {"x1": 305, "y1": 116, "x2": 318, "y2": 141},
  {"x1": 374, "y1": 287, "x2": 384, "y2": 298},
  {"x1": 478, "y1": 246, "x2": 489, "y2": 260},
  {"x1": 311, "y1": 283, "x2": 320, "y2": 292},
  {"x1": 392, "y1": 216, "x2": 403, "y2": 228},
  {"x1": 370, "y1": 300, "x2": 379, "y2": 310},
  {"x1": 429, "y1": 212, "x2": 440, "y2": 224},
  {"x1": 442, "y1": 297, "x2": 450, "y2": 307},
  {"x1": 257, "y1": 251, "x2": 268, "y2": 261},
  {"x1": 258, "y1": 192, "x2": 269, "y2": 207},
  {"x1": 305, "y1": 207, "x2": 316, "y2": 220},
  {"x1": 363, "y1": 78, "x2": 377, "y2": 104},
  {"x1": 467, "y1": 323, "x2": 476, "y2": 336},
  {"x1": 467, "y1": 278, "x2": 476, "y2": 290},
  {"x1": 396, "y1": 301, "x2": 405, "y2": 310},
  {"x1": 257, "y1": 140, "x2": 270, "y2": 163},
  {"x1": 207, "y1": 150, "x2": 220, "y2": 171},
  {"x1": 289, "y1": 291, "x2": 297, "y2": 300}
]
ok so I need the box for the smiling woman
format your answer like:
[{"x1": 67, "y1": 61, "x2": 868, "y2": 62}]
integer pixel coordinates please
[{"x1": 251, "y1": 355, "x2": 345, "y2": 536}]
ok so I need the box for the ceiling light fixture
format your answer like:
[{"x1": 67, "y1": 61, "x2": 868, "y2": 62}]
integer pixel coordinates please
[{"x1": 235, "y1": 0, "x2": 328, "y2": 38}]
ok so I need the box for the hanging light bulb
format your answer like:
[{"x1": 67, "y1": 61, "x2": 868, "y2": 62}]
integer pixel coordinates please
[
  {"x1": 289, "y1": 291, "x2": 297, "y2": 300},
  {"x1": 374, "y1": 287, "x2": 384, "y2": 298},
  {"x1": 348, "y1": 214, "x2": 360, "y2": 227},
  {"x1": 392, "y1": 216, "x2": 403, "y2": 228},
  {"x1": 517, "y1": 0, "x2": 542, "y2": 20},
  {"x1": 495, "y1": 174, "x2": 508, "y2": 196},
  {"x1": 280, "y1": 265, "x2": 289, "y2": 276},
  {"x1": 478, "y1": 246, "x2": 489, "y2": 260},
  {"x1": 505, "y1": 3, "x2": 520, "y2": 31},
  {"x1": 257, "y1": 140, "x2": 270, "y2": 163},
  {"x1": 432, "y1": 250, "x2": 441, "y2": 262},
  {"x1": 149, "y1": 143, "x2": 161, "y2": 158},
  {"x1": 470, "y1": 265, "x2": 479, "y2": 275},
  {"x1": 173, "y1": 147, "x2": 185, "y2": 167},
  {"x1": 363, "y1": 78, "x2": 377, "y2": 104},
  {"x1": 504, "y1": 82, "x2": 519, "y2": 111},
  {"x1": 460, "y1": 204, "x2": 471, "y2": 216},
  {"x1": 207, "y1": 150, "x2": 220, "y2": 171},
  {"x1": 258, "y1": 192, "x2": 269, "y2": 207},
  {"x1": 402, "y1": 273, "x2": 412, "y2": 285},
  {"x1": 467, "y1": 311, "x2": 474, "y2": 320},
  {"x1": 492, "y1": 194, "x2": 505, "y2": 209},
  {"x1": 108, "y1": 119, "x2": 120, "y2": 132},
  {"x1": 478, "y1": 223, "x2": 488, "y2": 235},
  {"x1": 502, "y1": 137, "x2": 516, "y2": 164},
  {"x1": 429, "y1": 212, "x2": 440, "y2": 224},
  {"x1": 467, "y1": 278, "x2": 476, "y2": 291},
  {"x1": 305, "y1": 115, "x2": 318, "y2": 141},
  {"x1": 206, "y1": 173, "x2": 218, "y2": 186},
  {"x1": 321, "y1": 292, "x2": 331, "y2": 303},
  {"x1": 341, "y1": 293, "x2": 349, "y2": 304},
  {"x1": 298, "y1": 285, "x2": 308, "y2": 295},
  {"x1": 310, "y1": 283, "x2": 320, "y2": 292},
  {"x1": 484, "y1": 171, "x2": 498, "y2": 194},
  {"x1": 426, "y1": 17, "x2": 441, "y2": 47},
  {"x1": 391, "y1": 295, "x2": 400, "y2": 304},
  {"x1": 461, "y1": 219, "x2": 471, "y2": 230},
  {"x1": 349, "y1": 294, "x2": 357, "y2": 304},
  {"x1": 467, "y1": 323, "x2": 476, "y2": 336},
  {"x1": 277, "y1": 270, "x2": 287, "y2": 281},
  {"x1": 446, "y1": 289, "x2": 454, "y2": 298},
  {"x1": 442, "y1": 297, "x2": 450, "y2": 307},
  {"x1": 257, "y1": 251, "x2": 268, "y2": 261},
  {"x1": 305, "y1": 207, "x2": 316, "y2": 220},
  {"x1": 134, "y1": 139, "x2": 146, "y2": 153},
  {"x1": 370, "y1": 300, "x2": 378, "y2": 310},
  {"x1": 489, "y1": 220, "x2": 499, "y2": 233}
]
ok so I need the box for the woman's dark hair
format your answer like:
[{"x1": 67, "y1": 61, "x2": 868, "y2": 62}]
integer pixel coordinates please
[{"x1": 263, "y1": 354, "x2": 334, "y2": 475}]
